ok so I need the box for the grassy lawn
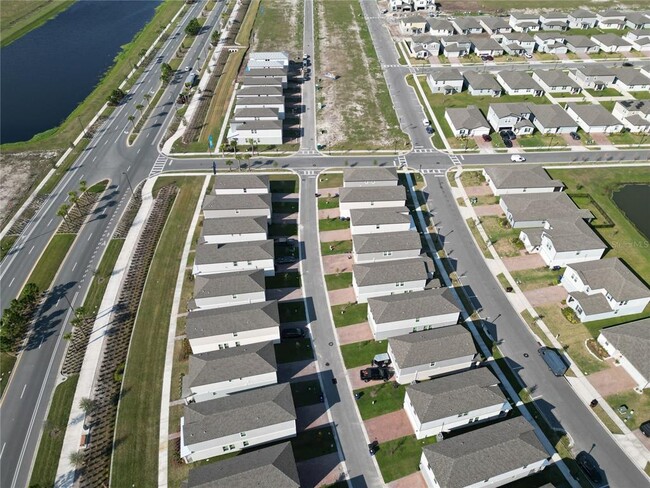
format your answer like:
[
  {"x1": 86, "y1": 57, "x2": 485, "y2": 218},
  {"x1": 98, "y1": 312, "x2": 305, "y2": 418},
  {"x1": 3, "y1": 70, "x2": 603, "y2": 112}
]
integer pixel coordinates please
[
  {"x1": 251, "y1": 0, "x2": 304, "y2": 58},
  {"x1": 331, "y1": 303, "x2": 368, "y2": 328},
  {"x1": 582, "y1": 310, "x2": 650, "y2": 339},
  {"x1": 466, "y1": 218, "x2": 491, "y2": 259},
  {"x1": 324, "y1": 272, "x2": 352, "y2": 290},
  {"x1": 496, "y1": 272, "x2": 511, "y2": 290},
  {"x1": 354, "y1": 382, "x2": 406, "y2": 420},
  {"x1": 340, "y1": 340, "x2": 387, "y2": 369},
  {"x1": 510, "y1": 267, "x2": 563, "y2": 291},
  {"x1": 535, "y1": 305, "x2": 607, "y2": 375},
  {"x1": 269, "y1": 223, "x2": 298, "y2": 237},
  {"x1": 314, "y1": 0, "x2": 408, "y2": 151},
  {"x1": 460, "y1": 170, "x2": 486, "y2": 187},
  {"x1": 0, "y1": 234, "x2": 18, "y2": 261},
  {"x1": 319, "y1": 218, "x2": 350, "y2": 231},
  {"x1": 321, "y1": 240, "x2": 352, "y2": 256},
  {"x1": 269, "y1": 176, "x2": 299, "y2": 193},
  {"x1": 471, "y1": 195, "x2": 499, "y2": 206},
  {"x1": 607, "y1": 131, "x2": 650, "y2": 146},
  {"x1": 27, "y1": 233, "x2": 76, "y2": 291},
  {"x1": 606, "y1": 390, "x2": 650, "y2": 431},
  {"x1": 3, "y1": 0, "x2": 183, "y2": 153},
  {"x1": 272, "y1": 201, "x2": 299, "y2": 214},
  {"x1": 291, "y1": 425, "x2": 338, "y2": 462},
  {"x1": 633, "y1": 91, "x2": 650, "y2": 100},
  {"x1": 83, "y1": 239, "x2": 124, "y2": 313},
  {"x1": 585, "y1": 87, "x2": 621, "y2": 97},
  {"x1": 275, "y1": 338, "x2": 314, "y2": 363},
  {"x1": 518, "y1": 133, "x2": 568, "y2": 149},
  {"x1": 28, "y1": 375, "x2": 79, "y2": 487},
  {"x1": 111, "y1": 177, "x2": 203, "y2": 487},
  {"x1": 374, "y1": 434, "x2": 437, "y2": 483},
  {"x1": 592, "y1": 403, "x2": 624, "y2": 435},
  {"x1": 0, "y1": 352, "x2": 17, "y2": 397},
  {"x1": 318, "y1": 196, "x2": 339, "y2": 209},
  {"x1": 318, "y1": 172, "x2": 343, "y2": 189},
  {"x1": 480, "y1": 216, "x2": 524, "y2": 258},
  {"x1": 291, "y1": 380, "x2": 324, "y2": 408},
  {"x1": 265, "y1": 272, "x2": 301, "y2": 289},
  {"x1": 278, "y1": 300, "x2": 306, "y2": 323},
  {"x1": 546, "y1": 167, "x2": 650, "y2": 283}
]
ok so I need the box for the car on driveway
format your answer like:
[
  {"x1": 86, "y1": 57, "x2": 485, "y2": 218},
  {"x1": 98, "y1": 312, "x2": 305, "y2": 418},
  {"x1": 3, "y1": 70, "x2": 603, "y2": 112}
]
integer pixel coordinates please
[
  {"x1": 499, "y1": 130, "x2": 508, "y2": 138},
  {"x1": 506, "y1": 130, "x2": 517, "y2": 140},
  {"x1": 524, "y1": 52, "x2": 533, "y2": 59},
  {"x1": 570, "y1": 131, "x2": 581, "y2": 140},
  {"x1": 510, "y1": 154, "x2": 526, "y2": 162},
  {"x1": 640, "y1": 420, "x2": 650, "y2": 437},
  {"x1": 360, "y1": 367, "x2": 390, "y2": 382},
  {"x1": 576, "y1": 451, "x2": 602, "y2": 484},
  {"x1": 503, "y1": 138, "x2": 513, "y2": 148},
  {"x1": 482, "y1": 134, "x2": 492, "y2": 142}
]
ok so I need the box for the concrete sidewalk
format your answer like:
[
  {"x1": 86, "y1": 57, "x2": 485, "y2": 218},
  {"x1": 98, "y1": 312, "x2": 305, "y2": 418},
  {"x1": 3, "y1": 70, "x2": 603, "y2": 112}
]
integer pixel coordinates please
[{"x1": 55, "y1": 178, "x2": 158, "y2": 487}]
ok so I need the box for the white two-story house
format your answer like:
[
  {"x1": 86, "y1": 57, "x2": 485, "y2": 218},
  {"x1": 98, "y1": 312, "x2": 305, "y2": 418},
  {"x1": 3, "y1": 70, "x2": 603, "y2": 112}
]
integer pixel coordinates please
[
  {"x1": 350, "y1": 207, "x2": 414, "y2": 235},
  {"x1": 189, "y1": 269, "x2": 267, "y2": 311},
  {"x1": 486, "y1": 103, "x2": 534, "y2": 134},
  {"x1": 193, "y1": 240, "x2": 275, "y2": 276},
  {"x1": 339, "y1": 186, "x2": 406, "y2": 218},
  {"x1": 201, "y1": 217, "x2": 268, "y2": 245},
  {"x1": 352, "y1": 230, "x2": 422, "y2": 263},
  {"x1": 202, "y1": 193, "x2": 272, "y2": 220},
  {"x1": 343, "y1": 167, "x2": 398, "y2": 187},
  {"x1": 352, "y1": 257, "x2": 433, "y2": 303},
  {"x1": 213, "y1": 174, "x2": 269, "y2": 195},
  {"x1": 597, "y1": 319, "x2": 650, "y2": 390}
]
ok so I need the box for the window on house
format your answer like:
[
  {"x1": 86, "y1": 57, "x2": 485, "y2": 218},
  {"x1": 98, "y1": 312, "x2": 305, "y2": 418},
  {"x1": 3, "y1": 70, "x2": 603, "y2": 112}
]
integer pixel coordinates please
[
  {"x1": 415, "y1": 318, "x2": 420, "y2": 323},
  {"x1": 229, "y1": 444, "x2": 235, "y2": 450},
  {"x1": 240, "y1": 432, "x2": 247, "y2": 437},
  {"x1": 233, "y1": 261, "x2": 238, "y2": 266},
  {"x1": 235, "y1": 341, "x2": 240, "y2": 346},
  {"x1": 375, "y1": 225, "x2": 380, "y2": 229},
  {"x1": 243, "y1": 188, "x2": 247, "y2": 193},
  {"x1": 232, "y1": 295, "x2": 238, "y2": 299},
  {"x1": 247, "y1": 261, "x2": 252, "y2": 265},
  {"x1": 430, "y1": 362, "x2": 437, "y2": 367},
  {"x1": 223, "y1": 446, "x2": 230, "y2": 452},
  {"x1": 243, "y1": 441, "x2": 249, "y2": 447},
  {"x1": 383, "y1": 251, "x2": 393, "y2": 256}
]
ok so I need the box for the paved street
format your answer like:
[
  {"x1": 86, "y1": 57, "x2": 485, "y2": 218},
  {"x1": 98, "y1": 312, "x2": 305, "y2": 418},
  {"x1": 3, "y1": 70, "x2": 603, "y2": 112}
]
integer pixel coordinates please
[
  {"x1": 423, "y1": 173, "x2": 649, "y2": 488},
  {"x1": 299, "y1": 175, "x2": 383, "y2": 488}
]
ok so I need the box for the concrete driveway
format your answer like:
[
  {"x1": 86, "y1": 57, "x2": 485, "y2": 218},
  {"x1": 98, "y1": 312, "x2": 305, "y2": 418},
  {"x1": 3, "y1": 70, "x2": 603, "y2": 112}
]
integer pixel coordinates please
[
  {"x1": 319, "y1": 208, "x2": 340, "y2": 219},
  {"x1": 320, "y1": 228, "x2": 352, "y2": 241},
  {"x1": 266, "y1": 287, "x2": 303, "y2": 301},
  {"x1": 388, "y1": 472, "x2": 427, "y2": 488},
  {"x1": 322, "y1": 255, "x2": 354, "y2": 274},
  {"x1": 328, "y1": 287, "x2": 357, "y2": 306},
  {"x1": 523, "y1": 285, "x2": 567, "y2": 307},
  {"x1": 364, "y1": 410, "x2": 413, "y2": 443},
  {"x1": 297, "y1": 453, "x2": 346, "y2": 488},
  {"x1": 588, "y1": 361, "x2": 636, "y2": 397},
  {"x1": 337, "y1": 322, "x2": 374, "y2": 345},
  {"x1": 474, "y1": 204, "x2": 502, "y2": 217},
  {"x1": 272, "y1": 212, "x2": 298, "y2": 223},
  {"x1": 502, "y1": 254, "x2": 546, "y2": 271},
  {"x1": 348, "y1": 366, "x2": 396, "y2": 390},
  {"x1": 464, "y1": 185, "x2": 492, "y2": 196}
]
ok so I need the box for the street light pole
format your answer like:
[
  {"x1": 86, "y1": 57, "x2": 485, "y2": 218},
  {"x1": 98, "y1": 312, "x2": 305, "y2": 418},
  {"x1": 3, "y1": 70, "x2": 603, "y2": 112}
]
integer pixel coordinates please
[{"x1": 122, "y1": 171, "x2": 135, "y2": 195}]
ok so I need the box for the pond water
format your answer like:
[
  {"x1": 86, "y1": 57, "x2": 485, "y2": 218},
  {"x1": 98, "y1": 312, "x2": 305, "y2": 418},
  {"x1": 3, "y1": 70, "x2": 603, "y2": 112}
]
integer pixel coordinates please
[
  {"x1": 0, "y1": 0, "x2": 160, "y2": 144},
  {"x1": 612, "y1": 184, "x2": 650, "y2": 241}
]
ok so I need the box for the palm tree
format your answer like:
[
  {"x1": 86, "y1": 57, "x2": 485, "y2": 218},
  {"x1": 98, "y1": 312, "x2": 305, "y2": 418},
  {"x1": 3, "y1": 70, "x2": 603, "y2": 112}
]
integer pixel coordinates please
[
  {"x1": 78, "y1": 180, "x2": 87, "y2": 194},
  {"x1": 235, "y1": 154, "x2": 242, "y2": 171},
  {"x1": 135, "y1": 104, "x2": 144, "y2": 114},
  {"x1": 69, "y1": 451, "x2": 85, "y2": 469},
  {"x1": 68, "y1": 191, "x2": 82, "y2": 223},
  {"x1": 229, "y1": 138, "x2": 239, "y2": 158},
  {"x1": 246, "y1": 137, "x2": 256, "y2": 155},
  {"x1": 219, "y1": 142, "x2": 228, "y2": 156},
  {"x1": 127, "y1": 115, "x2": 136, "y2": 128},
  {"x1": 143, "y1": 93, "x2": 152, "y2": 105},
  {"x1": 57, "y1": 204, "x2": 70, "y2": 226},
  {"x1": 225, "y1": 160, "x2": 233, "y2": 171}
]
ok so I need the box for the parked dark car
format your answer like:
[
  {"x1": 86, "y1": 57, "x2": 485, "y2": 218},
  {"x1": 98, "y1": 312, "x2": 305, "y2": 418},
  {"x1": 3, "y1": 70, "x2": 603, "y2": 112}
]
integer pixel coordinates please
[
  {"x1": 640, "y1": 420, "x2": 650, "y2": 437},
  {"x1": 570, "y1": 131, "x2": 581, "y2": 140},
  {"x1": 576, "y1": 451, "x2": 602, "y2": 483},
  {"x1": 499, "y1": 130, "x2": 509, "y2": 138},
  {"x1": 506, "y1": 130, "x2": 517, "y2": 140},
  {"x1": 281, "y1": 328, "x2": 305, "y2": 339},
  {"x1": 486, "y1": 55, "x2": 494, "y2": 61},
  {"x1": 539, "y1": 347, "x2": 569, "y2": 376},
  {"x1": 368, "y1": 440, "x2": 379, "y2": 456},
  {"x1": 426, "y1": 126, "x2": 434, "y2": 134},
  {"x1": 482, "y1": 134, "x2": 492, "y2": 142},
  {"x1": 622, "y1": 62, "x2": 633, "y2": 67},
  {"x1": 503, "y1": 138, "x2": 513, "y2": 148},
  {"x1": 481, "y1": 55, "x2": 489, "y2": 61},
  {"x1": 277, "y1": 255, "x2": 297, "y2": 264},
  {"x1": 360, "y1": 367, "x2": 390, "y2": 382}
]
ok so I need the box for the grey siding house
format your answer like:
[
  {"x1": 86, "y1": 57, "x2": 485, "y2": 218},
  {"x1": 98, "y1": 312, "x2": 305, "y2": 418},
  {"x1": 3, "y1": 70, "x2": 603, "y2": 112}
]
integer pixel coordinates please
[
  {"x1": 201, "y1": 217, "x2": 268, "y2": 245},
  {"x1": 350, "y1": 207, "x2": 414, "y2": 235},
  {"x1": 353, "y1": 257, "x2": 433, "y2": 303},
  {"x1": 352, "y1": 230, "x2": 422, "y2": 263},
  {"x1": 202, "y1": 193, "x2": 272, "y2": 220},
  {"x1": 343, "y1": 167, "x2": 398, "y2": 187},
  {"x1": 190, "y1": 269, "x2": 267, "y2": 311}
]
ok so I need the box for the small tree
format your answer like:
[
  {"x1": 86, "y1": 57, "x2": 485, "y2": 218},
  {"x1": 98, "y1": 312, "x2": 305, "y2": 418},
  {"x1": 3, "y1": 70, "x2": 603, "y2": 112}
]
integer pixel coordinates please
[
  {"x1": 160, "y1": 63, "x2": 173, "y2": 84},
  {"x1": 79, "y1": 397, "x2": 97, "y2": 415},
  {"x1": 210, "y1": 29, "x2": 220, "y2": 45},
  {"x1": 78, "y1": 179, "x2": 87, "y2": 194},
  {"x1": 127, "y1": 115, "x2": 136, "y2": 128},
  {"x1": 185, "y1": 18, "x2": 201, "y2": 36},
  {"x1": 107, "y1": 88, "x2": 125, "y2": 106},
  {"x1": 143, "y1": 93, "x2": 152, "y2": 105},
  {"x1": 225, "y1": 160, "x2": 233, "y2": 171},
  {"x1": 69, "y1": 451, "x2": 85, "y2": 469},
  {"x1": 135, "y1": 103, "x2": 144, "y2": 114},
  {"x1": 57, "y1": 204, "x2": 70, "y2": 226}
]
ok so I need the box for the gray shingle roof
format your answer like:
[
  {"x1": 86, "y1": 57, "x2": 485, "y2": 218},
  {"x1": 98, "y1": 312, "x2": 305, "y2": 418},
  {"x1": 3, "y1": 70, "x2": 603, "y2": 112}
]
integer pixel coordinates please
[
  {"x1": 233, "y1": 107, "x2": 280, "y2": 119},
  {"x1": 569, "y1": 291, "x2": 612, "y2": 315},
  {"x1": 203, "y1": 193, "x2": 272, "y2": 211},
  {"x1": 236, "y1": 94, "x2": 284, "y2": 103},
  {"x1": 353, "y1": 257, "x2": 431, "y2": 287},
  {"x1": 201, "y1": 217, "x2": 268, "y2": 238},
  {"x1": 429, "y1": 68, "x2": 464, "y2": 82},
  {"x1": 194, "y1": 269, "x2": 266, "y2": 299},
  {"x1": 530, "y1": 104, "x2": 578, "y2": 129},
  {"x1": 500, "y1": 192, "x2": 590, "y2": 222},
  {"x1": 344, "y1": 167, "x2": 398, "y2": 184},
  {"x1": 195, "y1": 240, "x2": 274, "y2": 265},
  {"x1": 489, "y1": 102, "x2": 532, "y2": 118},
  {"x1": 237, "y1": 86, "x2": 283, "y2": 97},
  {"x1": 592, "y1": 33, "x2": 632, "y2": 47},
  {"x1": 463, "y1": 71, "x2": 502, "y2": 91},
  {"x1": 183, "y1": 384, "x2": 295, "y2": 443},
  {"x1": 454, "y1": 17, "x2": 482, "y2": 29},
  {"x1": 567, "y1": 103, "x2": 622, "y2": 127},
  {"x1": 187, "y1": 442, "x2": 299, "y2": 488},
  {"x1": 615, "y1": 68, "x2": 650, "y2": 86},
  {"x1": 407, "y1": 367, "x2": 507, "y2": 421},
  {"x1": 353, "y1": 230, "x2": 422, "y2": 254},
  {"x1": 339, "y1": 186, "x2": 406, "y2": 204},
  {"x1": 479, "y1": 16, "x2": 510, "y2": 29},
  {"x1": 214, "y1": 174, "x2": 270, "y2": 191},
  {"x1": 502, "y1": 32, "x2": 534, "y2": 43},
  {"x1": 350, "y1": 206, "x2": 412, "y2": 226},
  {"x1": 617, "y1": 100, "x2": 650, "y2": 116},
  {"x1": 484, "y1": 165, "x2": 563, "y2": 190},
  {"x1": 565, "y1": 35, "x2": 597, "y2": 48},
  {"x1": 568, "y1": 258, "x2": 650, "y2": 301},
  {"x1": 569, "y1": 9, "x2": 596, "y2": 19},
  {"x1": 468, "y1": 36, "x2": 502, "y2": 51},
  {"x1": 186, "y1": 300, "x2": 279, "y2": 339},
  {"x1": 574, "y1": 65, "x2": 616, "y2": 77},
  {"x1": 428, "y1": 19, "x2": 455, "y2": 31},
  {"x1": 402, "y1": 15, "x2": 428, "y2": 24},
  {"x1": 498, "y1": 72, "x2": 543, "y2": 91},
  {"x1": 244, "y1": 67, "x2": 288, "y2": 77},
  {"x1": 542, "y1": 217, "x2": 605, "y2": 252},
  {"x1": 186, "y1": 342, "x2": 277, "y2": 388},
  {"x1": 369, "y1": 288, "x2": 460, "y2": 324},
  {"x1": 240, "y1": 78, "x2": 284, "y2": 88},
  {"x1": 600, "y1": 318, "x2": 650, "y2": 380},
  {"x1": 389, "y1": 325, "x2": 476, "y2": 368},
  {"x1": 445, "y1": 106, "x2": 490, "y2": 131},
  {"x1": 422, "y1": 417, "x2": 549, "y2": 488},
  {"x1": 533, "y1": 70, "x2": 580, "y2": 89}
]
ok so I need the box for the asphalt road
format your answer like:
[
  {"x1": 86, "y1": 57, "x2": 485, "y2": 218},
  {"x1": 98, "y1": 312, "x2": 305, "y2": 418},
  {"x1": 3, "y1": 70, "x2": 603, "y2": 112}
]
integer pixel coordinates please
[
  {"x1": 298, "y1": 0, "x2": 317, "y2": 154},
  {"x1": 424, "y1": 173, "x2": 650, "y2": 488},
  {"x1": 299, "y1": 175, "x2": 383, "y2": 488},
  {"x1": 0, "y1": 2, "x2": 223, "y2": 486}
]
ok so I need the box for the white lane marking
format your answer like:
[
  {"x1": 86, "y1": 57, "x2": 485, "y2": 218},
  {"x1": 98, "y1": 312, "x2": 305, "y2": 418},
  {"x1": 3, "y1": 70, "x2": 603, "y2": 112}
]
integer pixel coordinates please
[
  {"x1": 47, "y1": 218, "x2": 53, "y2": 227},
  {"x1": 28, "y1": 246, "x2": 35, "y2": 255},
  {"x1": 87, "y1": 233, "x2": 93, "y2": 241},
  {"x1": 55, "y1": 299, "x2": 60, "y2": 307},
  {"x1": 126, "y1": 165, "x2": 131, "y2": 172},
  {"x1": 9, "y1": 277, "x2": 15, "y2": 287},
  {"x1": 20, "y1": 384, "x2": 27, "y2": 399},
  {"x1": 93, "y1": 156, "x2": 97, "y2": 162},
  {"x1": 137, "y1": 148, "x2": 141, "y2": 154},
  {"x1": 72, "y1": 262, "x2": 77, "y2": 271},
  {"x1": 0, "y1": 443, "x2": 5, "y2": 460}
]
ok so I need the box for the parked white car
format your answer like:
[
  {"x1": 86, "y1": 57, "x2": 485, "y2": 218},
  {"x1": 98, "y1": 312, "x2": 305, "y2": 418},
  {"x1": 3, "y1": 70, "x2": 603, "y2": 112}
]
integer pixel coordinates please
[{"x1": 510, "y1": 155, "x2": 526, "y2": 162}]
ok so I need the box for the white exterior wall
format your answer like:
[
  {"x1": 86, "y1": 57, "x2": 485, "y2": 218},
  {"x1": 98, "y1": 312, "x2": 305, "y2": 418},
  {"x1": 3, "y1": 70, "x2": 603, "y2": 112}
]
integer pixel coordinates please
[
  {"x1": 353, "y1": 278, "x2": 426, "y2": 303},
  {"x1": 616, "y1": 80, "x2": 650, "y2": 92},
  {"x1": 597, "y1": 334, "x2": 649, "y2": 389},
  {"x1": 389, "y1": 345, "x2": 476, "y2": 384},
  {"x1": 187, "y1": 371, "x2": 278, "y2": 403},
  {"x1": 189, "y1": 326, "x2": 280, "y2": 354},
  {"x1": 230, "y1": 128, "x2": 283, "y2": 145},
  {"x1": 213, "y1": 188, "x2": 268, "y2": 195},
  {"x1": 539, "y1": 235, "x2": 605, "y2": 268},
  {"x1": 201, "y1": 231, "x2": 267, "y2": 245},
  {"x1": 351, "y1": 220, "x2": 415, "y2": 235},
  {"x1": 468, "y1": 87, "x2": 502, "y2": 96},
  {"x1": 180, "y1": 418, "x2": 296, "y2": 463},
  {"x1": 368, "y1": 310, "x2": 460, "y2": 340},
  {"x1": 500, "y1": 200, "x2": 546, "y2": 228},
  {"x1": 192, "y1": 291, "x2": 266, "y2": 311},
  {"x1": 532, "y1": 119, "x2": 577, "y2": 134},
  {"x1": 192, "y1": 258, "x2": 275, "y2": 277},
  {"x1": 404, "y1": 391, "x2": 511, "y2": 439},
  {"x1": 420, "y1": 452, "x2": 549, "y2": 488},
  {"x1": 426, "y1": 75, "x2": 464, "y2": 93},
  {"x1": 344, "y1": 180, "x2": 398, "y2": 188},
  {"x1": 203, "y1": 208, "x2": 271, "y2": 220},
  {"x1": 340, "y1": 200, "x2": 406, "y2": 218},
  {"x1": 484, "y1": 172, "x2": 558, "y2": 196},
  {"x1": 354, "y1": 248, "x2": 422, "y2": 264}
]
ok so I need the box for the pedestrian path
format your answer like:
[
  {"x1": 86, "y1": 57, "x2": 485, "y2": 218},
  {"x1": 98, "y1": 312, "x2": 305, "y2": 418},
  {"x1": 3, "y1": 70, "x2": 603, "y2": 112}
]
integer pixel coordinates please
[
  {"x1": 149, "y1": 154, "x2": 168, "y2": 178},
  {"x1": 411, "y1": 148, "x2": 438, "y2": 153}
]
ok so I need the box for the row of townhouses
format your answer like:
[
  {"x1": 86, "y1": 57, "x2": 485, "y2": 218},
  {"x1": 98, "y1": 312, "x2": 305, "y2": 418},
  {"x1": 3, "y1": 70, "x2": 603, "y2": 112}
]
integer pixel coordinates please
[
  {"x1": 227, "y1": 52, "x2": 289, "y2": 145},
  {"x1": 179, "y1": 175, "x2": 299, "y2": 475},
  {"x1": 341, "y1": 167, "x2": 554, "y2": 487}
]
